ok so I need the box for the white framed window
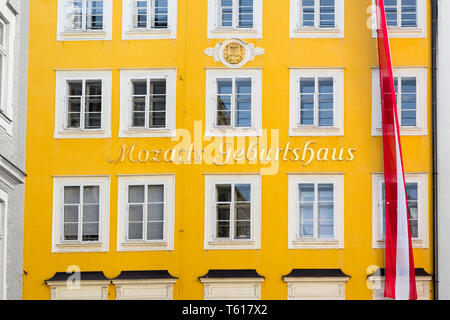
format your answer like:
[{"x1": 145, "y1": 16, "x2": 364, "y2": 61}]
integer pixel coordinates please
[
  {"x1": 368, "y1": 269, "x2": 432, "y2": 300},
  {"x1": 54, "y1": 70, "x2": 112, "y2": 139},
  {"x1": 204, "y1": 174, "x2": 260, "y2": 250},
  {"x1": 207, "y1": 0, "x2": 263, "y2": 39},
  {"x1": 205, "y1": 69, "x2": 262, "y2": 137},
  {"x1": 371, "y1": 0, "x2": 426, "y2": 38},
  {"x1": 289, "y1": 69, "x2": 344, "y2": 136},
  {"x1": 0, "y1": 189, "x2": 7, "y2": 300},
  {"x1": 112, "y1": 271, "x2": 177, "y2": 300},
  {"x1": 372, "y1": 173, "x2": 428, "y2": 249},
  {"x1": 119, "y1": 69, "x2": 176, "y2": 138},
  {"x1": 199, "y1": 270, "x2": 264, "y2": 300},
  {"x1": 57, "y1": 0, "x2": 113, "y2": 41},
  {"x1": 288, "y1": 174, "x2": 344, "y2": 249},
  {"x1": 0, "y1": 1, "x2": 16, "y2": 136},
  {"x1": 52, "y1": 176, "x2": 110, "y2": 253},
  {"x1": 283, "y1": 269, "x2": 350, "y2": 300},
  {"x1": 117, "y1": 175, "x2": 175, "y2": 252},
  {"x1": 372, "y1": 67, "x2": 427, "y2": 136},
  {"x1": 290, "y1": 0, "x2": 344, "y2": 38},
  {"x1": 122, "y1": 0, "x2": 177, "y2": 40}
]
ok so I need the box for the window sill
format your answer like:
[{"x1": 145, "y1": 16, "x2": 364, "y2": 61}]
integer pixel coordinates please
[
  {"x1": 372, "y1": 127, "x2": 427, "y2": 136},
  {"x1": 289, "y1": 239, "x2": 343, "y2": 249},
  {"x1": 290, "y1": 127, "x2": 344, "y2": 137},
  {"x1": 291, "y1": 27, "x2": 344, "y2": 39},
  {"x1": 208, "y1": 28, "x2": 261, "y2": 39},
  {"x1": 205, "y1": 128, "x2": 261, "y2": 137},
  {"x1": 54, "y1": 129, "x2": 110, "y2": 139},
  {"x1": 117, "y1": 241, "x2": 172, "y2": 252},
  {"x1": 119, "y1": 128, "x2": 175, "y2": 138},
  {"x1": 58, "y1": 30, "x2": 110, "y2": 41},
  {"x1": 123, "y1": 28, "x2": 176, "y2": 40},
  {"x1": 372, "y1": 27, "x2": 425, "y2": 39},
  {"x1": 53, "y1": 241, "x2": 107, "y2": 253},
  {"x1": 205, "y1": 239, "x2": 259, "y2": 250},
  {"x1": 373, "y1": 238, "x2": 428, "y2": 249}
]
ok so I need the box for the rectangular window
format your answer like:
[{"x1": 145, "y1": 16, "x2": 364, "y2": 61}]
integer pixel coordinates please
[
  {"x1": 394, "y1": 76, "x2": 417, "y2": 127},
  {"x1": 215, "y1": 184, "x2": 251, "y2": 240},
  {"x1": 132, "y1": 0, "x2": 169, "y2": 29},
  {"x1": 216, "y1": 78, "x2": 252, "y2": 128},
  {"x1": 131, "y1": 79, "x2": 166, "y2": 129},
  {"x1": 66, "y1": 0, "x2": 104, "y2": 31},
  {"x1": 65, "y1": 79, "x2": 102, "y2": 130},
  {"x1": 380, "y1": 182, "x2": 419, "y2": 239},
  {"x1": 299, "y1": 77, "x2": 334, "y2": 127},
  {"x1": 218, "y1": 0, "x2": 254, "y2": 29},
  {"x1": 63, "y1": 185, "x2": 100, "y2": 242},
  {"x1": 385, "y1": 0, "x2": 417, "y2": 28},
  {"x1": 298, "y1": 183, "x2": 334, "y2": 240},
  {"x1": 127, "y1": 184, "x2": 165, "y2": 241},
  {"x1": 300, "y1": 0, "x2": 336, "y2": 28}
]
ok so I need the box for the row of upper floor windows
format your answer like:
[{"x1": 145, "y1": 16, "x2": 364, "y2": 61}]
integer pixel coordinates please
[
  {"x1": 56, "y1": 0, "x2": 427, "y2": 41},
  {"x1": 51, "y1": 172, "x2": 429, "y2": 254},
  {"x1": 53, "y1": 67, "x2": 428, "y2": 139}
]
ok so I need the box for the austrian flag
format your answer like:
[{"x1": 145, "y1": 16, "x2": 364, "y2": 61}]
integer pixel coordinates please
[{"x1": 375, "y1": 0, "x2": 417, "y2": 300}]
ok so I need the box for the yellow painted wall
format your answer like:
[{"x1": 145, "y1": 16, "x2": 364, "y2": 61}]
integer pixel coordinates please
[{"x1": 23, "y1": 0, "x2": 433, "y2": 299}]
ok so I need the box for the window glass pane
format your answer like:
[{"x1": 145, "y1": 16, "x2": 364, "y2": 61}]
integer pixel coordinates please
[
  {"x1": 406, "y1": 183, "x2": 418, "y2": 238},
  {"x1": 220, "y1": 0, "x2": 233, "y2": 27},
  {"x1": 217, "y1": 79, "x2": 232, "y2": 126},
  {"x1": 148, "y1": 185, "x2": 164, "y2": 202},
  {"x1": 217, "y1": 201, "x2": 230, "y2": 238},
  {"x1": 217, "y1": 221, "x2": 230, "y2": 238},
  {"x1": 83, "y1": 186, "x2": 99, "y2": 203},
  {"x1": 64, "y1": 223, "x2": 78, "y2": 240},
  {"x1": 238, "y1": 0, "x2": 254, "y2": 28},
  {"x1": 83, "y1": 204, "x2": 99, "y2": 223},
  {"x1": 319, "y1": 0, "x2": 335, "y2": 28},
  {"x1": 217, "y1": 203, "x2": 230, "y2": 221},
  {"x1": 129, "y1": 204, "x2": 144, "y2": 222},
  {"x1": 300, "y1": 78, "x2": 315, "y2": 126},
  {"x1": 318, "y1": 184, "x2": 334, "y2": 239},
  {"x1": 67, "y1": 0, "x2": 83, "y2": 30},
  {"x1": 133, "y1": 80, "x2": 147, "y2": 95},
  {"x1": 86, "y1": 0, "x2": 104, "y2": 30},
  {"x1": 236, "y1": 78, "x2": 252, "y2": 127},
  {"x1": 129, "y1": 185, "x2": 145, "y2": 203},
  {"x1": 401, "y1": 0, "x2": 417, "y2": 27},
  {"x1": 302, "y1": 0, "x2": 315, "y2": 27},
  {"x1": 235, "y1": 221, "x2": 251, "y2": 239},
  {"x1": 64, "y1": 205, "x2": 79, "y2": 223},
  {"x1": 67, "y1": 81, "x2": 82, "y2": 129},
  {"x1": 133, "y1": 0, "x2": 148, "y2": 28},
  {"x1": 64, "y1": 186, "x2": 80, "y2": 204},
  {"x1": 385, "y1": 0, "x2": 398, "y2": 26},
  {"x1": 235, "y1": 203, "x2": 250, "y2": 220},
  {"x1": 299, "y1": 184, "x2": 314, "y2": 202},
  {"x1": 318, "y1": 78, "x2": 334, "y2": 126},
  {"x1": 147, "y1": 222, "x2": 164, "y2": 240},
  {"x1": 129, "y1": 222, "x2": 143, "y2": 240},
  {"x1": 235, "y1": 184, "x2": 251, "y2": 202},
  {"x1": 299, "y1": 203, "x2": 314, "y2": 237},
  {"x1": 154, "y1": 0, "x2": 168, "y2": 28},
  {"x1": 148, "y1": 203, "x2": 164, "y2": 221},
  {"x1": 318, "y1": 184, "x2": 333, "y2": 201},
  {"x1": 400, "y1": 77, "x2": 416, "y2": 127},
  {"x1": 82, "y1": 222, "x2": 99, "y2": 241},
  {"x1": 85, "y1": 80, "x2": 102, "y2": 129},
  {"x1": 216, "y1": 184, "x2": 232, "y2": 202},
  {"x1": 149, "y1": 80, "x2": 166, "y2": 128}
]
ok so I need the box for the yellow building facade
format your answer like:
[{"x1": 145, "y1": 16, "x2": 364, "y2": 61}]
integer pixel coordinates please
[{"x1": 23, "y1": 0, "x2": 433, "y2": 300}]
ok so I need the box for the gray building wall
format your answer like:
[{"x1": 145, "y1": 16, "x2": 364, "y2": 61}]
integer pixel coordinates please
[{"x1": 0, "y1": 0, "x2": 28, "y2": 300}]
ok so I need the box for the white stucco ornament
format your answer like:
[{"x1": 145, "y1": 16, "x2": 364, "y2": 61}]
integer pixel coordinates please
[{"x1": 204, "y1": 39, "x2": 265, "y2": 68}]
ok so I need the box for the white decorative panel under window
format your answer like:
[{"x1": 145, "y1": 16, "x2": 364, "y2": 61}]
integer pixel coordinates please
[
  {"x1": 371, "y1": 173, "x2": 429, "y2": 249},
  {"x1": 113, "y1": 280, "x2": 176, "y2": 300},
  {"x1": 207, "y1": 0, "x2": 263, "y2": 39},
  {"x1": 289, "y1": 69, "x2": 344, "y2": 136},
  {"x1": 368, "y1": 273, "x2": 431, "y2": 300},
  {"x1": 48, "y1": 282, "x2": 109, "y2": 300},
  {"x1": 52, "y1": 176, "x2": 110, "y2": 253},
  {"x1": 119, "y1": 69, "x2": 177, "y2": 138},
  {"x1": 204, "y1": 174, "x2": 261, "y2": 250},
  {"x1": 122, "y1": 0, "x2": 177, "y2": 40},
  {"x1": 288, "y1": 174, "x2": 344, "y2": 249},
  {"x1": 285, "y1": 279, "x2": 348, "y2": 300},
  {"x1": 372, "y1": 67, "x2": 427, "y2": 136},
  {"x1": 117, "y1": 175, "x2": 175, "y2": 251},
  {"x1": 201, "y1": 280, "x2": 263, "y2": 300},
  {"x1": 54, "y1": 70, "x2": 112, "y2": 139},
  {"x1": 290, "y1": 0, "x2": 345, "y2": 38},
  {"x1": 57, "y1": 0, "x2": 113, "y2": 41},
  {"x1": 371, "y1": 0, "x2": 426, "y2": 38}
]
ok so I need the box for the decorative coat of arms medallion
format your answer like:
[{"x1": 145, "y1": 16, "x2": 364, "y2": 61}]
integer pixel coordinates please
[{"x1": 204, "y1": 39, "x2": 265, "y2": 68}]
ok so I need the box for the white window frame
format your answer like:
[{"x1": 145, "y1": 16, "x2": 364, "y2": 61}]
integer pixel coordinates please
[
  {"x1": 0, "y1": 1, "x2": 16, "y2": 136},
  {"x1": 290, "y1": 0, "x2": 344, "y2": 38},
  {"x1": 52, "y1": 176, "x2": 110, "y2": 253},
  {"x1": 205, "y1": 69, "x2": 262, "y2": 137},
  {"x1": 288, "y1": 174, "x2": 344, "y2": 249},
  {"x1": 47, "y1": 280, "x2": 109, "y2": 300},
  {"x1": 371, "y1": 173, "x2": 429, "y2": 249},
  {"x1": 57, "y1": 0, "x2": 113, "y2": 41},
  {"x1": 119, "y1": 69, "x2": 177, "y2": 138},
  {"x1": 368, "y1": 274, "x2": 431, "y2": 300},
  {"x1": 117, "y1": 175, "x2": 175, "y2": 252},
  {"x1": 207, "y1": 0, "x2": 263, "y2": 39},
  {"x1": 284, "y1": 277, "x2": 349, "y2": 300},
  {"x1": 371, "y1": 0, "x2": 426, "y2": 38},
  {"x1": 200, "y1": 278, "x2": 263, "y2": 300},
  {"x1": 290, "y1": 68, "x2": 344, "y2": 136},
  {"x1": 204, "y1": 174, "x2": 261, "y2": 250},
  {"x1": 0, "y1": 189, "x2": 7, "y2": 300},
  {"x1": 113, "y1": 279, "x2": 176, "y2": 300},
  {"x1": 54, "y1": 70, "x2": 112, "y2": 139},
  {"x1": 122, "y1": 0, "x2": 177, "y2": 40},
  {"x1": 372, "y1": 67, "x2": 427, "y2": 136}
]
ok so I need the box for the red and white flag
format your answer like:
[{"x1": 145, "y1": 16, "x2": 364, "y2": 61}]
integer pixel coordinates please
[{"x1": 375, "y1": 0, "x2": 417, "y2": 300}]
